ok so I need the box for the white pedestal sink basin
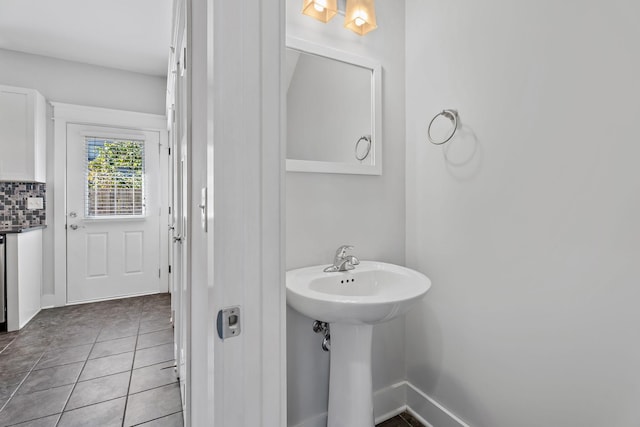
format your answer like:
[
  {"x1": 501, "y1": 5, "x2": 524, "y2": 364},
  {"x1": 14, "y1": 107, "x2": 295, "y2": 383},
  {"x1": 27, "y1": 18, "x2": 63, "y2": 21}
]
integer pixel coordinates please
[{"x1": 286, "y1": 261, "x2": 431, "y2": 427}]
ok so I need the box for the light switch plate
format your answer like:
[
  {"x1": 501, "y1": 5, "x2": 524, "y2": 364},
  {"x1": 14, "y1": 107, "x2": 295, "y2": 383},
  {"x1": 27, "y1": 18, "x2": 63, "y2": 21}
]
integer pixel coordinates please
[{"x1": 26, "y1": 197, "x2": 43, "y2": 210}]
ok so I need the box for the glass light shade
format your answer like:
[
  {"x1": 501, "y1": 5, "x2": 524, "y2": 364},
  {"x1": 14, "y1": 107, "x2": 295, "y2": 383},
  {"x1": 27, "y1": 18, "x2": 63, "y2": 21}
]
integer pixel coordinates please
[
  {"x1": 344, "y1": 0, "x2": 377, "y2": 35},
  {"x1": 302, "y1": 0, "x2": 338, "y2": 23}
]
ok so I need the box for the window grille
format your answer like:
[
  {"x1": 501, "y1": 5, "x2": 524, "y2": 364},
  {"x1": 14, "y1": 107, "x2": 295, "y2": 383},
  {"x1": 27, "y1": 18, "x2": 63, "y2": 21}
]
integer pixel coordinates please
[{"x1": 85, "y1": 137, "x2": 145, "y2": 217}]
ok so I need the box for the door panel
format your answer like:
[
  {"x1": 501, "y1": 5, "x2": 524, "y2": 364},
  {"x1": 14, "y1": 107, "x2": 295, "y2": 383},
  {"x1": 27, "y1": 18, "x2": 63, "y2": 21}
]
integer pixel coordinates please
[
  {"x1": 86, "y1": 233, "x2": 108, "y2": 277},
  {"x1": 124, "y1": 231, "x2": 144, "y2": 273},
  {"x1": 66, "y1": 124, "x2": 161, "y2": 303}
]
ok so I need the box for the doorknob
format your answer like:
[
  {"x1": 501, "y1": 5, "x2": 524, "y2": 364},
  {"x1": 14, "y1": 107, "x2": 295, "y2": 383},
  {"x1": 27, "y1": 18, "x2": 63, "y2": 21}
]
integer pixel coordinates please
[
  {"x1": 69, "y1": 224, "x2": 79, "y2": 230},
  {"x1": 69, "y1": 212, "x2": 77, "y2": 218},
  {"x1": 173, "y1": 235, "x2": 183, "y2": 243}
]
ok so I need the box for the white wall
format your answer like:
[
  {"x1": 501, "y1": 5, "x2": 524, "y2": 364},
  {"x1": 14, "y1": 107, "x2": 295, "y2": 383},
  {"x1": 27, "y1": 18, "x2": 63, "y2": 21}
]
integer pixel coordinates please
[
  {"x1": 0, "y1": 49, "x2": 166, "y2": 114},
  {"x1": 405, "y1": 1, "x2": 640, "y2": 426},
  {"x1": 286, "y1": 0, "x2": 406, "y2": 425},
  {"x1": 0, "y1": 48, "x2": 166, "y2": 302}
]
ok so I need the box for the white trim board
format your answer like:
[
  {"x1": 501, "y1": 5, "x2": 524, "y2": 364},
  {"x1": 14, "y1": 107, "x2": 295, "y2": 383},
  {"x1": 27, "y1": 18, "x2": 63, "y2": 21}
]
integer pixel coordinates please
[
  {"x1": 405, "y1": 382, "x2": 471, "y2": 427},
  {"x1": 291, "y1": 412, "x2": 328, "y2": 427},
  {"x1": 48, "y1": 102, "x2": 168, "y2": 307},
  {"x1": 374, "y1": 381, "x2": 408, "y2": 423},
  {"x1": 284, "y1": 36, "x2": 383, "y2": 176},
  {"x1": 192, "y1": 0, "x2": 286, "y2": 425},
  {"x1": 291, "y1": 381, "x2": 471, "y2": 427}
]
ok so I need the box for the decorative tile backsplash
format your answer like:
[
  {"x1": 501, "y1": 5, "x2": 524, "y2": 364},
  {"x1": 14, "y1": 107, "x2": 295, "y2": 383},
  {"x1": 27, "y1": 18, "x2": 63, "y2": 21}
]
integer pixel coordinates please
[{"x1": 0, "y1": 182, "x2": 46, "y2": 229}]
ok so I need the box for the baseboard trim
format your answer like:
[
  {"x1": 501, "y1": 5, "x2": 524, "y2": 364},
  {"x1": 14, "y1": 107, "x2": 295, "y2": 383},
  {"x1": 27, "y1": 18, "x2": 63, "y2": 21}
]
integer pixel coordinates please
[
  {"x1": 17, "y1": 308, "x2": 41, "y2": 330},
  {"x1": 290, "y1": 381, "x2": 469, "y2": 427},
  {"x1": 291, "y1": 411, "x2": 327, "y2": 427},
  {"x1": 406, "y1": 382, "x2": 471, "y2": 427},
  {"x1": 40, "y1": 293, "x2": 54, "y2": 309},
  {"x1": 373, "y1": 381, "x2": 407, "y2": 423},
  {"x1": 291, "y1": 381, "x2": 407, "y2": 427}
]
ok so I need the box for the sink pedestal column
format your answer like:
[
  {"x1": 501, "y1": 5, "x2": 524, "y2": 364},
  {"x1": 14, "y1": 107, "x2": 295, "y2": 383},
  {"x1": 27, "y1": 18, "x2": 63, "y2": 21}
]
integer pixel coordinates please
[{"x1": 328, "y1": 323, "x2": 374, "y2": 427}]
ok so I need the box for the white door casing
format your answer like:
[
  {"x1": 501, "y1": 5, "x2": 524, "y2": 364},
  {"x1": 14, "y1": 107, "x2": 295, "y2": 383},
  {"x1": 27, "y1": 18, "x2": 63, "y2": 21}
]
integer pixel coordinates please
[
  {"x1": 66, "y1": 124, "x2": 162, "y2": 303},
  {"x1": 49, "y1": 103, "x2": 168, "y2": 308},
  {"x1": 187, "y1": 0, "x2": 286, "y2": 425},
  {"x1": 165, "y1": 0, "x2": 285, "y2": 424}
]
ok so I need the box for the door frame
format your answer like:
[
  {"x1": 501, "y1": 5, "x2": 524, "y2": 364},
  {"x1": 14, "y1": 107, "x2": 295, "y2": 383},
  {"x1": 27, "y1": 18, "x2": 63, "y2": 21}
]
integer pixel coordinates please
[
  {"x1": 187, "y1": 0, "x2": 287, "y2": 427},
  {"x1": 48, "y1": 103, "x2": 169, "y2": 307},
  {"x1": 186, "y1": 0, "x2": 286, "y2": 425}
]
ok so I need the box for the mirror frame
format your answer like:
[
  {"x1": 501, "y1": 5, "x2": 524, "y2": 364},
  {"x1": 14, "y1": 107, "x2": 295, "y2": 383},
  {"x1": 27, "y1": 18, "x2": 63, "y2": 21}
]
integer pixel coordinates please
[{"x1": 285, "y1": 37, "x2": 382, "y2": 175}]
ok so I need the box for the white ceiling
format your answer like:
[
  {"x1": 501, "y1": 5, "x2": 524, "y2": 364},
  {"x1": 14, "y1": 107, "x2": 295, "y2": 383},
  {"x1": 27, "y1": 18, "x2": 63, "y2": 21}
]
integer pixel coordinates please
[{"x1": 0, "y1": 0, "x2": 173, "y2": 76}]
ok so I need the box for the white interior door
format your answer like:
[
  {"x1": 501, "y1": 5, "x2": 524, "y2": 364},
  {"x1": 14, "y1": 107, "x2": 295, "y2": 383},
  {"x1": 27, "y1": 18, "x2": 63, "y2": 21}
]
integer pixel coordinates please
[
  {"x1": 177, "y1": 45, "x2": 190, "y2": 419},
  {"x1": 171, "y1": 129, "x2": 190, "y2": 416},
  {"x1": 177, "y1": 147, "x2": 189, "y2": 416},
  {"x1": 66, "y1": 124, "x2": 162, "y2": 303},
  {"x1": 168, "y1": 22, "x2": 190, "y2": 420}
]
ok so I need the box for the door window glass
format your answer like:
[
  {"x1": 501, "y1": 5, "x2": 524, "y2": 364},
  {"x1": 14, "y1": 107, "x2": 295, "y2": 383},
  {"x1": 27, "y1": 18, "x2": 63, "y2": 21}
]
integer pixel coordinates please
[{"x1": 85, "y1": 137, "x2": 145, "y2": 217}]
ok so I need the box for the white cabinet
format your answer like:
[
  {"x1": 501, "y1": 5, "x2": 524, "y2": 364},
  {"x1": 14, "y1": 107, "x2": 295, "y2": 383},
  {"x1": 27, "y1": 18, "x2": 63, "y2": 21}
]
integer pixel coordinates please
[
  {"x1": 6, "y1": 229, "x2": 42, "y2": 331},
  {"x1": 0, "y1": 85, "x2": 46, "y2": 182}
]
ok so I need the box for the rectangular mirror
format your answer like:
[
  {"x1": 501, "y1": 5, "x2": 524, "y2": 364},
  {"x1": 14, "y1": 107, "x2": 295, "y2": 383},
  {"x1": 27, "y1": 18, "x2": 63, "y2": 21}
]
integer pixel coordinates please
[{"x1": 286, "y1": 37, "x2": 382, "y2": 175}]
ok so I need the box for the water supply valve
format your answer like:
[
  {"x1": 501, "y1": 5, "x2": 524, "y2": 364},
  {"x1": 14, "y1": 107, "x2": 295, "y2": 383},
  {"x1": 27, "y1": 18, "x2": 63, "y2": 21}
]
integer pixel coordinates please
[{"x1": 313, "y1": 320, "x2": 330, "y2": 352}]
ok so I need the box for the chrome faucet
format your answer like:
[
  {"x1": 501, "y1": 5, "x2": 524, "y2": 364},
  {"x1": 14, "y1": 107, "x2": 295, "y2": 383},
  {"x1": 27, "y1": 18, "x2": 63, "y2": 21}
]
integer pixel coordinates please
[{"x1": 323, "y1": 245, "x2": 360, "y2": 272}]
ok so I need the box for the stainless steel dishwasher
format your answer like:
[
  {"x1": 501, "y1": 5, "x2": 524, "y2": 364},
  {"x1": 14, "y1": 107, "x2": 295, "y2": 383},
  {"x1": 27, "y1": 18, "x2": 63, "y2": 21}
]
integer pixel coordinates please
[{"x1": 0, "y1": 234, "x2": 5, "y2": 331}]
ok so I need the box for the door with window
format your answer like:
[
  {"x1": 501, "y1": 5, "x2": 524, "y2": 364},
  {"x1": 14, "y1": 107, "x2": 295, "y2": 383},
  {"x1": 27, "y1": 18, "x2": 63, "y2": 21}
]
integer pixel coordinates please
[{"x1": 66, "y1": 124, "x2": 162, "y2": 303}]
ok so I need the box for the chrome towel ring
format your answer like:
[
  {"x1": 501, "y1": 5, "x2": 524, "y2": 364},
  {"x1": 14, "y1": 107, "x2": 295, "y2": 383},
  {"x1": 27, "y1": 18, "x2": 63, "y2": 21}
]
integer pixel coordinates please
[
  {"x1": 355, "y1": 135, "x2": 372, "y2": 161},
  {"x1": 428, "y1": 109, "x2": 460, "y2": 145}
]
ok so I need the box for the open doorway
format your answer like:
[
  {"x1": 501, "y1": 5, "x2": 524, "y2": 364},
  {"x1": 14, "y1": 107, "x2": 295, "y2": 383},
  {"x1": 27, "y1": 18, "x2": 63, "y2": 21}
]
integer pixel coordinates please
[
  {"x1": 65, "y1": 124, "x2": 164, "y2": 303},
  {"x1": 51, "y1": 104, "x2": 169, "y2": 309}
]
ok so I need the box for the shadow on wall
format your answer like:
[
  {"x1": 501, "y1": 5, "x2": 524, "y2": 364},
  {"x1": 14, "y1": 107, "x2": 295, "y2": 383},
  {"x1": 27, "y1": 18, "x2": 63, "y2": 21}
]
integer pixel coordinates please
[
  {"x1": 440, "y1": 125, "x2": 483, "y2": 182},
  {"x1": 287, "y1": 307, "x2": 330, "y2": 424},
  {"x1": 405, "y1": 297, "x2": 493, "y2": 427},
  {"x1": 406, "y1": 298, "x2": 443, "y2": 393}
]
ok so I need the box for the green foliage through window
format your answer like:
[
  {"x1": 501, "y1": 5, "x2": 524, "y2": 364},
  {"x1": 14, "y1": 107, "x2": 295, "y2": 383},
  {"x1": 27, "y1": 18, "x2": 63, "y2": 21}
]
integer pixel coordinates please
[{"x1": 86, "y1": 138, "x2": 145, "y2": 216}]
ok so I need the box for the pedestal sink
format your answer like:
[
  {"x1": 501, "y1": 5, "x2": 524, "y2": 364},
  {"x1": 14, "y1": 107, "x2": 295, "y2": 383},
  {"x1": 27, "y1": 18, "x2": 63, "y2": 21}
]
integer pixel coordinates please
[{"x1": 286, "y1": 261, "x2": 431, "y2": 427}]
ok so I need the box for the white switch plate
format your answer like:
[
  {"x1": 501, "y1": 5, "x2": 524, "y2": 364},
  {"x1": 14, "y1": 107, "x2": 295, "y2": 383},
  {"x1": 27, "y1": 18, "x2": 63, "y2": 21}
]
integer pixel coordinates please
[{"x1": 26, "y1": 197, "x2": 43, "y2": 210}]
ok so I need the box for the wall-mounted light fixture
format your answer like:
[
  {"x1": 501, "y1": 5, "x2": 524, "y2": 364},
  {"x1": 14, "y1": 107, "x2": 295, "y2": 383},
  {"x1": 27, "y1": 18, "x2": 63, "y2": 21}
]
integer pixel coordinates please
[
  {"x1": 344, "y1": 0, "x2": 377, "y2": 35},
  {"x1": 301, "y1": 0, "x2": 377, "y2": 36},
  {"x1": 302, "y1": 0, "x2": 338, "y2": 23}
]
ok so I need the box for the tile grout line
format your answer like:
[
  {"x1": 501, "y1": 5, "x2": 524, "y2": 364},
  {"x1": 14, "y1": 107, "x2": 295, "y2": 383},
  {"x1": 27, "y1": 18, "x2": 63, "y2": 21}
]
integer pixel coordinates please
[
  {"x1": 127, "y1": 379, "x2": 180, "y2": 398},
  {"x1": 0, "y1": 351, "x2": 46, "y2": 413},
  {"x1": 0, "y1": 310, "x2": 46, "y2": 355},
  {"x1": 134, "y1": 339, "x2": 175, "y2": 352},
  {"x1": 0, "y1": 334, "x2": 19, "y2": 355},
  {"x1": 129, "y1": 410, "x2": 183, "y2": 426},
  {"x1": 1, "y1": 306, "x2": 78, "y2": 423},
  {"x1": 69, "y1": 368, "x2": 132, "y2": 385},
  {"x1": 0, "y1": 297, "x2": 174, "y2": 427},
  {"x1": 55, "y1": 320, "x2": 107, "y2": 427},
  {"x1": 51, "y1": 356, "x2": 175, "y2": 390},
  {"x1": 53, "y1": 393, "x2": 127, "y2": 415},
  {"x1": 48, "y1": 377, "x2": 179, "y2": 417},
  {"x1": 129, "y1": 357, "x2": 175, "y2": 374},
  {"x1": 121, "y1": 302, "x2": 145, "y2": 427},
  {"x1": 6, "y1": 413, "x2": 58, "y2": 427},
  {"x1": 27, "y1": 342, "x2": 96, "y2": 371}
]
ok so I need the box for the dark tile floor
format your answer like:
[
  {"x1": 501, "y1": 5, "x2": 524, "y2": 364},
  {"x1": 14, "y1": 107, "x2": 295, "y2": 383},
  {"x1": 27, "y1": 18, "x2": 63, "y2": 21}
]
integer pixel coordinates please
[
  {"x1": 377, "y1": 411, "x2": 425, "y2": 427},
  {"x1": 0, "y1": 294, "x2": 183, "y2": 427}
]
